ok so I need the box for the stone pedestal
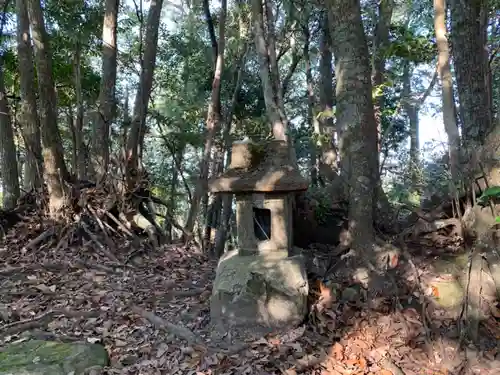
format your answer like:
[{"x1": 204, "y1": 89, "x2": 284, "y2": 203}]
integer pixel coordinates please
[{"x1": 210, "y1": 250, "x2": 308, "y2": 334}]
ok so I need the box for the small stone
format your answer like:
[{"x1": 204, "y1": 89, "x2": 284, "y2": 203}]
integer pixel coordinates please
[{"x1": 341, "y1": 287, "x2": 359, "y2": 302}]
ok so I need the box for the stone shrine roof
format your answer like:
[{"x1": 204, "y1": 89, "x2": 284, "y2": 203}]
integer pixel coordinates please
[{"x1": 208, "y1": 140, "x2": 308, "y2": 193}]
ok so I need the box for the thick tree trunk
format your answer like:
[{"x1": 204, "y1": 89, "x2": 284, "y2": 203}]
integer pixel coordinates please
[
  {"x1": 16, "y1": 0, "x2": 42, "y2": 191},
  {"x1": 449, "y1": 0, "x2": 492, "y2": 147},
  {"x1": 328, "y1": 0, "x2": 378, "y2": 254},
  {"x1": 0, "y1": 64, "x2": 20, "y2": 209},
  {"x1": 93, "y1": 0, "x2": 119, "y2": 182},
  {"x1": 184, "y1": 0, "x2": 227, "y2": 237},
  {"x1": 27, "y1": 0, "x2": 70, "y2": 214},
  {"x1": 434, "y1": 0, "x2": 460, "y2": 184},
  {"x1": 126, "y1": 0, "x2": 163, "y2": 174}
]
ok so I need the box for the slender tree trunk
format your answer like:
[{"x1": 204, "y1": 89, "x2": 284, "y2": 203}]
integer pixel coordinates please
[
  {"x1": 252, "y1": 0, "x2": 292, "y2": 149},
  {"x1": 93, "y1": 0, "x2": 119, "y2": 182},
  {"x1": 318, "y1": 11, "x2": 337, "y2": 181},
  {"x1": 213, "y1": 44, "x2": 248, "y2": 257},
  {"x1": 16, "y1": 0, "x2": 42, "y2": 191},
  {"x1": 434, "y1": 0, "x2": 460, "y2": 183},
  {"x1": 184, "y1": 0, "x2": 227, "y2": 237},
  {"x1": 303, "y1": 24, "x2": 319, "y2": 186},
  {"x1": 126, "y1": 0, "x2": 163, "y2": 175},
  {"x1": 73, "y1": 43, "x2": 86, "y2": 180},
  {"x1": 27, "y1": 0, "x2": 70, "y2": 214},
  {"x1": 402, "y1": 61, "x2": 420, "y2": 194},
  {"x1": 328, "y1": 0, "x2": 378, "y2": 254},
  {"x1": 372, "y1": 0, "x2": 393, "y2": 151},
  {"x1": 0, "y1": 64, "x2": 20, "y2": 209},
  {"x1": 165, "y1": 146, "x2": 182, "y2": 242},
  {"x1": 68, "y1": 109, "x2": 77, "y2": 174}
]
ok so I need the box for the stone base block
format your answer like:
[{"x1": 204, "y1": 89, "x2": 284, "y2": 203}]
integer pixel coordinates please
[{"x1": 210, "y1": 250, "x2": 308, "y2": 334}]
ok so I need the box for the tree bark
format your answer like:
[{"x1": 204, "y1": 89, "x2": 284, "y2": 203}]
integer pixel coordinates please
[
  {"x1": 317, "y1": 11, "x2": 337, "y2": 181},
  {"x1": 126, "y1": 0, "x2": 163, "y2": 175},
  {"x1": 252, "y1": 0, "x2": 290, "y2": 145},
  {"x1": 303, "y1": 23, "x2": 319, "y2": 186},
  {"x1": 402, "y1": 61, "x2": 420, "y2": 192},
  {"x1": 93, "y1": 0, "x2": 119, "y2": 182},
  {"x1": 434, "y1": 0, "x2": 460, "y2": 184},
  {"x1": 27, "y1": 0, "x2": 70, "y2": 214},
  {"x1": 15, "y1": 0, "x2": 42, "y2": 191},
  {"x1": 184, "y1": 0, "x2": 227, "y2": 237},
  {"x1": 449, "y1": 0, "x2": 492, "y2": 147},
  {"x1": 0, "y1": 63, "x2": 20, "y2": 209},
  {"x1": 213, "y1": 43, "x2": 248, "y2": 257},
  {"x1": 372, "y1": 0, "x2": 394, "y2": 151},
  {"x1": 328, "y1": 0, "x2": 378, "y2": 254},
  {"x1": 73, "y1": 43, "x2": 86, "y2": 180}
]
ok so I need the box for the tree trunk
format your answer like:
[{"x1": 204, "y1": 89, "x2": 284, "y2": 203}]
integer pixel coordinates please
[
  {"x1": 328, "y1": 0, "x2": 378, "y2": 254},
  {"x1": 252, "y1": 0, "x2": 291, "y2": 148},
  {"x1": 317, "y1": 11, "x2": 337, "y2": 181},
  {"x1": 303, "y1": 23, "x2": 320, "y2": 186},
  {"x1": 165, "y1": 146, "x2": 182, "y2": 242},
  {"x1": 16, "y1": 0, "x2": 42, "y2": 191},
  {"x1": 372, "y1": 0, "x2": 394, "y2": 151},
  {"x1": 0, "y1": 64, "x2": 21, "y2": 209},
  {"x1": 434, "y1": 0, "x2": 460, "y2": 184},
  {"x1": 73, "y1": 43, "x2": 86, "y2": 180},
  {"x1": 402, "y1": 61, "x2": 420, "y2": 195},
  {"x1": 213, "y1": 43, "x2": 248, "y2": 257},
  {"x1": 93, "y1": 0, "x2": 119, "y2": 182},
  {"x1": 27, "y1": 0, "x2": 70, "y2": 214},
  {"x1": 449, "y1": 0, "x2": 491, "y2": 147},
  {"x1": 68, "y1": 109, "x2": 77, "y2": 174},
  {"x1": 184, "y1": 0, "x2": 227, "y2": 237},
  {"x1": 126, "y1": 0, "x2": 163, "y2": 175}
]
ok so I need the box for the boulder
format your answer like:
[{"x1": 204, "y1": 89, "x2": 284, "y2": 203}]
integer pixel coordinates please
[
  {"x1": 0, "y1": 340, "x2": 109, "y2": 375},
  {"x1": 210, "y1": 250, "x2": 308, "y2": 335}
]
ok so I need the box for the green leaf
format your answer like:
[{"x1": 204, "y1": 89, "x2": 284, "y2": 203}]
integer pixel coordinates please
[
  {"x1": 496, "y1": 216, "x2": 500, "y2": 223},
  {"x1": 478, "y1": 186, "x2": 500, "y2": 203}
]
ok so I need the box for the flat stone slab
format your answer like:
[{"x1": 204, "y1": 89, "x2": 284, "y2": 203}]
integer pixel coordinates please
[
  {"x1": 210, "y1": 250, "x2": 308, "y2": 335},
  {"x1": 0, "y1": 340, "x2": 109, "y2": 375}
]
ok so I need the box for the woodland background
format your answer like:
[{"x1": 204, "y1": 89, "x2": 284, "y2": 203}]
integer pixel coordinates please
[{"x1": 1, "y1": 0, "x2": 500, "y2": 372}]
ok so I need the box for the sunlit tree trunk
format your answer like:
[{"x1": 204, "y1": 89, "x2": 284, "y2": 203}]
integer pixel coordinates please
[
  {"x1": 328, "y1": 0, "x2": 378, "y2": 254},
  {"x1": 434, "y1": 0, "x2": 460, "y2": 183},
  {"x1": 184, "y1": 0, "x2": 227, "y2": 238},
  {"x1": 93, "y1": 0, "x2": 119, "y2": 182},
  {"x1": 126, "y1": 0, "x2": 163, "y2": 176},
  {"x1": 27, "y1": 0, "x2": 70, "y2": 215}
]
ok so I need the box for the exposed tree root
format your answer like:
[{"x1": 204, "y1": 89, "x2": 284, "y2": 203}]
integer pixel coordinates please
[
  {"x1": 0, "y1": 308, "x2": 100, "y2": 338},
  {"x1": 131, "y1": 305, "x2": 202, "y2": 346}
]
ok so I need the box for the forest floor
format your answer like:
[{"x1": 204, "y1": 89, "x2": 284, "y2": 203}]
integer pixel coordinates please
[{"x1": 1, "y1": 218, "x2": 500, "y2": 374}]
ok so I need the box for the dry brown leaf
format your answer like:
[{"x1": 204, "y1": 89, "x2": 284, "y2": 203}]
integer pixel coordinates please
[{"x1": 331, "y1": 342, "x2": 344, "y2": 361}]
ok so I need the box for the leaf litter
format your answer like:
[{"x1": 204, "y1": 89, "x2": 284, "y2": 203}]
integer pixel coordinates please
[{"x1": 1, "y1": 217, "x2": 500, "y2": 374}]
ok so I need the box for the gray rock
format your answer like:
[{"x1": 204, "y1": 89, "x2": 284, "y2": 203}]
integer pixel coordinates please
[
  {"x1": 210, "y1": 250, "x2": 308, "y2": 336},
  {"x1": 0, "y1": 340, "x2": 109, "y2": 375}
]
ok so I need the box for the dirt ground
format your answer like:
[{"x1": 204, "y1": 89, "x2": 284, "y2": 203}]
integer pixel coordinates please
[{"x1": 1, "y1": 222, "x2": 500, "y2": 374}]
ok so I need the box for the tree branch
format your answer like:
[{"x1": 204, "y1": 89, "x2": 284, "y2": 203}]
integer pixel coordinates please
[{"x1": 203, "y1": 0, "x2": 218, "y2": 66}]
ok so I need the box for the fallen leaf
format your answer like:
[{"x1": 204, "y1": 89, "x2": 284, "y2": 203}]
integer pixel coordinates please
[{"x1": 331, "y1": 342, "x2": 344, "y2": 361}]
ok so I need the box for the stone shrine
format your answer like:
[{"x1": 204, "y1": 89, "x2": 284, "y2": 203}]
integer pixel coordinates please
[{"x1": 208, "y1": 139, "x2": 309, "y2": 334}]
